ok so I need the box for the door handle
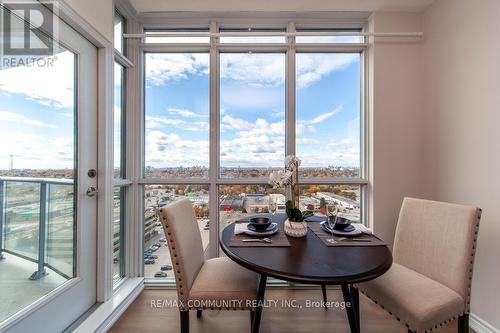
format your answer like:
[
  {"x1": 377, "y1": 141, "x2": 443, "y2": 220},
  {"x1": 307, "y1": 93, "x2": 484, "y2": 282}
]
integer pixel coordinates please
[{"x1": 86, "y1": 187, "x2": 98, "y2": 197}]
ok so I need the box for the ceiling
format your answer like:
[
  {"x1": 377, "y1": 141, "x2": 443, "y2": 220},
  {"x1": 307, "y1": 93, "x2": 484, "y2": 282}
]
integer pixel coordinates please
[{"x1": 128, "y1": 0, "x2": 436, "y2": 14}]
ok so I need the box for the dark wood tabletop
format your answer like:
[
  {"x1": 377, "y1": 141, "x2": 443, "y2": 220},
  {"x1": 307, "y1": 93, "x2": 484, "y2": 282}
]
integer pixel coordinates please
[{"x1": 219, "y1": 213, "x2": 393, "y2": 285}]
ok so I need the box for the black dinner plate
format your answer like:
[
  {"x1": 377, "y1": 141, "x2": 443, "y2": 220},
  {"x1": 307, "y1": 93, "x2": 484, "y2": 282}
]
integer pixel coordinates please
[{"x1": 247, "y1": 222, "x2": 278, "y2": 232}]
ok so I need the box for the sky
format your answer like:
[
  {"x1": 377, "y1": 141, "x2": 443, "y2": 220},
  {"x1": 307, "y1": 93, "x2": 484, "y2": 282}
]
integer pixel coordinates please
[
  {"x1": 145, "y1": 52, "x2": 361, "y2": 171},
  {"x1": 0, "y1": 51, "x2": 75, "y2": 171},
  {"x1": 0, "y1": 47, "x2": 361, "y2": 172}
]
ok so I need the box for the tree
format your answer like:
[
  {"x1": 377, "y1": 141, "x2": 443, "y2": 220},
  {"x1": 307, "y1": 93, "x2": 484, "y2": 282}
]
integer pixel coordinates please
[{"x1": 341, "y1": 191, "x2": 357, "y2": 201}]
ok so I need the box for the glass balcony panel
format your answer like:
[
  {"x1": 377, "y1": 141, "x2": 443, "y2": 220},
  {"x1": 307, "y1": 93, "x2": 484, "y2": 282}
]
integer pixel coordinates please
[
  {"x1": 4, "y1": 182, "x2": 41, "y2": 259},
  {"x1": 46, "y1": 183, "x2": 75, "y2": 278}
]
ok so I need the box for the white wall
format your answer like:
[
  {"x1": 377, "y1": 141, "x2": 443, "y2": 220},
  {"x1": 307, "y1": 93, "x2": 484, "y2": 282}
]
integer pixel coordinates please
[
  {"x1": 368, "y1": 12, "x2": 424, "y2": 247},
  {"x1": 422, "y1": 0, "x2": 500, "y2": 330},
  {"x1": 64, "y1": 0, "x2": 114, "y2": 42}
]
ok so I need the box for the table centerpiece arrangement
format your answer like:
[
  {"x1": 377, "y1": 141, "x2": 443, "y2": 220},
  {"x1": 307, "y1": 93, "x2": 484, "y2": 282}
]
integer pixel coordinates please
[{"x1": 269, "y1": 155, "x2": 313, "y2": 237}]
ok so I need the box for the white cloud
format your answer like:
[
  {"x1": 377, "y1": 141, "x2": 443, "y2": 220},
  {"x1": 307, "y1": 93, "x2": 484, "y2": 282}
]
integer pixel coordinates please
[
  {"x1": 146, "y1": 115, "x2": 185, "y2": 128},
  {"x1": 219, "y1": 115, "x2": 285, "y2": 166},
  {"x1": 146, "y1": 115, "x2": 208, "y2": 132},
  {"x1": 296, "y1": 53, "x2": 358, "y2": 88},
  {"x1": 309, "y1": 106, "x2": 343, "y2": 124},
  {"x1": 145, "y1": 130, "x2": 209, "y2": 166},
  {"x1": 144, "y1": 113, "x2": 360, "y2": 168},
  {"x1": 0, "y1": 51, "x2": 75, "y2": 109},
  {"x1": 0, "y1": 131, "x2": 73, "y2": 169},
  {"x1": 297, "y1": 117, "x2": 360, "y2": 167},
  {"x1": 145, "y1": 52, "x2": 358, "y2": 90},
  {"x1": 220, "y1": 54, "x2": 285, "y2": 87},
  {"x1": 0, "y1": 111, "x2": 57, "y2": 128},
  {"x1": 145, "y1": 53, "x2": 209, "y2": 86}
]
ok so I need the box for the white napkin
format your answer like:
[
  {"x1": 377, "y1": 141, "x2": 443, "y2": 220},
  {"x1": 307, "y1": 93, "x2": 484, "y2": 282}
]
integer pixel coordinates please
[
  {"x1": 234, "y1": 223, "x2": 250, "y2": 235},
  {"x1": 354, "y1": 223, "x2": 373, "y2": 234}
]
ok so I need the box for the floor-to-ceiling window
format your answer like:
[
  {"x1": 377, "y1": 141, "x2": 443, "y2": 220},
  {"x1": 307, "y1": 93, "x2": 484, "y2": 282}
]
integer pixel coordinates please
[{"x1": 142, "y1": 23, "x2": 367, "y2": 283}]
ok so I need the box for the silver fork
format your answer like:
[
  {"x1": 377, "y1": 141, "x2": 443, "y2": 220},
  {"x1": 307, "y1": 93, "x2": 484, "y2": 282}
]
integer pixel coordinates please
[{"x1": 241, "y1": 238, "x2": 273, "y2": 243}]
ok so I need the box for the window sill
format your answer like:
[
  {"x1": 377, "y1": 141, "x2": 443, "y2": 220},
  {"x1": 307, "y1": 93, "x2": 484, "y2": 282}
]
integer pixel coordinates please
[{"x1": 72, "y1": 277, "x2": 144, "y2": 332}]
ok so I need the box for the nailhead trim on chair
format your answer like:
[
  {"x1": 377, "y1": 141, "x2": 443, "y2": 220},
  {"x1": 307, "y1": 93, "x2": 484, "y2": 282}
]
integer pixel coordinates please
[
  {"x1": 465, "y1": 208, "x2": 481, "y2": 313},
  {"x1": 359, "y1": 209, "x2": 482, "y2": 333},
  {"x1": 359, "y1": 290, "x2": 464, "y2": 333},
  {"x1": 157, "y1": 208, "x2": 188, "y2": 310}
]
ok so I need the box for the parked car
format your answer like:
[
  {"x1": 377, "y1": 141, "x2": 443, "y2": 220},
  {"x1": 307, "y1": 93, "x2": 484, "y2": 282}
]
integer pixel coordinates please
[
  {"x1": 159, "y1": 238, "x2": 166, "y2": 243},
  {"x1": 113, "y1": 257, "x2": 119, "y2": 264},
  {"x1": 148, "y1": 255, "x2": 158, "y2": 259},
  {"x1": 144, "y1": 259, "x2": 155, "y2": 265},
  {"x1": 154, "y1": 271, "x2": 168, "y2": 278},
  {"x1": 160, "y1": 264, "x2": 172, "y2": 271}
]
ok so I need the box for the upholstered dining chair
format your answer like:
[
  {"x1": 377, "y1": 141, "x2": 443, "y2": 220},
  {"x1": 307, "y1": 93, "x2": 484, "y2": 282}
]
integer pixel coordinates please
[
  {"x1": 353, "y1": 197, "x2": 482, "y2": 333},
  {"x1": 156, "y1": 199, "x2": 259, "y2": 333}
]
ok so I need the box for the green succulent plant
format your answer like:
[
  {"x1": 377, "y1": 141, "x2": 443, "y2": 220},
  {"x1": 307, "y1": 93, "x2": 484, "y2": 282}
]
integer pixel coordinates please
[{"x1": 285, "y1": 200, "x2": 313, "y2": 222}]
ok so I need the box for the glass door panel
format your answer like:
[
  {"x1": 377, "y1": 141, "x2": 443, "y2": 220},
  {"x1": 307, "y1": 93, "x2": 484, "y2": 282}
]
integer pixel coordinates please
[{"x1": 0, "y1": 5, "x2": 98, "y2": 330}]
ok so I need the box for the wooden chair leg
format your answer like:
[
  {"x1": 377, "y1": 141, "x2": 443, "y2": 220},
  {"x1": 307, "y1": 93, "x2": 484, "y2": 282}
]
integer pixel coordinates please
[
  {"x1": 321, "y1": 284, "x2": 328, "y2": 309},
  {"x1": 196, "y1": 309, "x2": 202, "y2": 318},
  {"x1": 180, "y1": 310, "x2": 189, "y2": 333},
  {"x1": 250, "y1": 310, "x2": 255, "y2": 328},
  {"x1": 458, "y1": 314, "x2": 469, "y2": 333}
]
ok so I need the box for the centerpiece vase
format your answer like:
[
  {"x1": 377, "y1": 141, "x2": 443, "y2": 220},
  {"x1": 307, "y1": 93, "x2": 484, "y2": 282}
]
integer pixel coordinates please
[{"x1": 284, "y1": 219, "x2": 308, "y2": 238}]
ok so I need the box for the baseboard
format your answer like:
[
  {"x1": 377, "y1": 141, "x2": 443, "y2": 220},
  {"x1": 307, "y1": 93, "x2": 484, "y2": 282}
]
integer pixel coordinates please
[{"x1": 470, "y1": 313, "x2": 500, "y2": 333}]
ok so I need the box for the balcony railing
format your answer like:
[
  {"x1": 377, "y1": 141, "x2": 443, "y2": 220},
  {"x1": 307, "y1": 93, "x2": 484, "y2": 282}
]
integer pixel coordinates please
[{"x1": 0, "y1": 177, "x2": 75, "y2": 280}]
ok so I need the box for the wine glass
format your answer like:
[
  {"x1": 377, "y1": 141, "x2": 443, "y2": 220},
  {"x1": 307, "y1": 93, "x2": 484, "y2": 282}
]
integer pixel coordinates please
[
  {"x1": 326, "y1": 206, "x2": 338, "y2": 244},
  {"x1": 269, "y1": 198, "x2": 277, "y2": 222}
]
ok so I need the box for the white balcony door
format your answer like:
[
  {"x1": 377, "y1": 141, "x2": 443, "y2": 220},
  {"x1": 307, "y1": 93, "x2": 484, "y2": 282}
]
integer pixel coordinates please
[{"x1": 0, "y1": 8, "x2": 98, "y2": 333}]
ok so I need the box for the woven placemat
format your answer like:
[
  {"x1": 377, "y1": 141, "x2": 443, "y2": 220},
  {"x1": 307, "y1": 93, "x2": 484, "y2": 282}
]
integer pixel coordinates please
[
  {"x1": 229, "y1": 222, "x2": 291, "y2": 247},
  {"x1": 308, "y1": 222, "x2": 387, "y2": 247}
]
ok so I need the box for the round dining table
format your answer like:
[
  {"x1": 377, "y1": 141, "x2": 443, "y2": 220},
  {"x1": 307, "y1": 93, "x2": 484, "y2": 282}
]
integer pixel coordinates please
[{"x1": 219, "y1": 214, "x2": 393, "y2": 333}]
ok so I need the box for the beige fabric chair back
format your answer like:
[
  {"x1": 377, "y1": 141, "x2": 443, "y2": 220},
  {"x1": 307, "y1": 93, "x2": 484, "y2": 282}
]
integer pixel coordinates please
[
  {"x1": 393, "y1": 197, "x2": 481, "y2": 312},
  {"x1": 157, "y1": 199, "x2": 205, "y2": 306}
]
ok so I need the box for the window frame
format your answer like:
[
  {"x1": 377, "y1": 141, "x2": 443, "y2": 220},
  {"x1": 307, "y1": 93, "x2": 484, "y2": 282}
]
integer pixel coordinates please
[
  {"x1": 112, "y1": 8, "x2": 134, "y2": 289},
  {"x1": 139, "y1": 21, "x2": 369, "y2": 282}
]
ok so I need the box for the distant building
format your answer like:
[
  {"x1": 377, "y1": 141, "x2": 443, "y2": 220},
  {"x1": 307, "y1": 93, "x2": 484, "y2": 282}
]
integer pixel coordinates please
[
  {"x1": 299, "y1": 196, "x2": 320, "y2": 211},
  {"x1": 220, "y1": 195, "x2": 244, "y2": 211},
  {"x1": 269, "y1": 193, "x2": 286, "y2": 210},
  {"x1": 315, "y1": 192, "x2": 359, "y2": 210}
]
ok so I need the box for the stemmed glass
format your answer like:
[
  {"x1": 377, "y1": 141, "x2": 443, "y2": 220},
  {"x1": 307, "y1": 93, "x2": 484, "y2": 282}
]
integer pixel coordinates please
[
  {"x1": 269, "y1": 198, "x2": 277, "y2": 223},
  {"x1": 326, "y1": 205, "x2": 338, "y2": 244}
]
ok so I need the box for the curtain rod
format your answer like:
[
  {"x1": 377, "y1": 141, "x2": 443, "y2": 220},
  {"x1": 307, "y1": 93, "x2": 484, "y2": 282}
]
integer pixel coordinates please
[{"x1": 124, "y1": 31, "x2": 423, "y2": 39}]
